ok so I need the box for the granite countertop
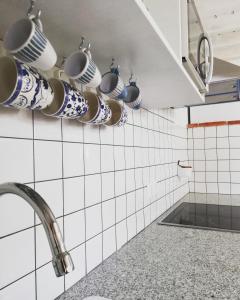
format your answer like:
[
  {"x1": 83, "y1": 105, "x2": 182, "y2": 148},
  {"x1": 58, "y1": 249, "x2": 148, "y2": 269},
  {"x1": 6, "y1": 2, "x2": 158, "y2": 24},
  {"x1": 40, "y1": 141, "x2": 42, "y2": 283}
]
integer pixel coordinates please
[{"x1": 57, "y1": 220, "x2": 240, "y2": 300}]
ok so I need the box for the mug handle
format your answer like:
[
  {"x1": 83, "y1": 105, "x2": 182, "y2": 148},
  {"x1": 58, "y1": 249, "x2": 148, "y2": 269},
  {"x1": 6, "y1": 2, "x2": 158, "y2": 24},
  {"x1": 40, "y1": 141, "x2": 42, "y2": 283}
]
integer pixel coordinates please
[
  {"x1": 83, "y1": 43, "x2": 92, "y2": 60},
  {"x1": 29, "y1": 13, "x2": 43, "y2": 32},
  {"x1": 54, "y1": 69, "x2": 80, "y2": 90}
]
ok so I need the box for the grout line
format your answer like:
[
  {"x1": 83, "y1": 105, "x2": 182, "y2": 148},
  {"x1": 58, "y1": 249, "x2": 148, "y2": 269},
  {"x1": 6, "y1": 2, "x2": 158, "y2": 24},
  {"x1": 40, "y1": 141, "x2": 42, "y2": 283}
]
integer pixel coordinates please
[
  {"x1": 32, "y1": 111, "x2": 38, "y2": 300},
  {"x1": 60, "y1": 119, "x2": 66, "y2": 291}
]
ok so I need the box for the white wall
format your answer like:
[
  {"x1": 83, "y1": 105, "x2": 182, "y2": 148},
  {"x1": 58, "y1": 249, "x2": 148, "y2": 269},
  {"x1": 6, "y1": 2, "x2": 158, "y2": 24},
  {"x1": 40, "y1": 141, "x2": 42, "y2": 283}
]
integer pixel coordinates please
[
  {"x1": 191, "y1": 102, "x2": 240, "y2": 123},
  {"x1": 188, "y1": 124, "x2": 240, "y2": 195},
  {"x1": 0, "y1": 102, "x2": 189, "y2": 299}
]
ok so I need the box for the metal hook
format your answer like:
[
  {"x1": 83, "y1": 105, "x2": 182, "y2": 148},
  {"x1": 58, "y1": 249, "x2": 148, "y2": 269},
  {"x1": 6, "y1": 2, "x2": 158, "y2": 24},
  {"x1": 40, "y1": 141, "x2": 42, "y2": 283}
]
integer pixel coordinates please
[
  {"x1": 79, "y1": 37, "x2": 85, "y2": 49},
  {"x1": 129, "y1": 73, "x2": 136, "y2": 83},
  {"x1": 27, "y1": 0, "x2": 35, "y2": 16},
  {"x1": 110, "y1": 58, "x2": 115, "y2": 68},
  {"x1": 61, "y1": 56, "x2": 66, "y2": 68},
  {"x1": 27, "y1": 0, "x2": 41, "y2": 18}
]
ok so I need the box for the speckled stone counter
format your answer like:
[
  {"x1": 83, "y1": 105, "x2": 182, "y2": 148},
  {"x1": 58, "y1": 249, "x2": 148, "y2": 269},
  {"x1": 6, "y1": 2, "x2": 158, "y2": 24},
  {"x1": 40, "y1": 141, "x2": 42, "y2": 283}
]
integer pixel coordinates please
[{"x1": 57, "y1": 220, "x2": 240, "y2": 300}]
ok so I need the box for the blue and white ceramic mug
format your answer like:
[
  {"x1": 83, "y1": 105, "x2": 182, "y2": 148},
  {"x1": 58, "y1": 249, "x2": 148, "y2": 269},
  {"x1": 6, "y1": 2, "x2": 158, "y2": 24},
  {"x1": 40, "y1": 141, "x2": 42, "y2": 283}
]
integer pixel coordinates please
[
  {"x1": 105, "y1": 99, "x2": 128, "y2": 127},
  {"x1": 99, "y1": 66, "x2": 127, "y2": 100},
  {"x1": 124, "y1": 81, "x2": 142, "y2": 110},
  {"x1": 3, "y1": 16, "x2": 57, "y2": 71},
  {"x1": 64, "y1": 45, "x2": 101, "y2": 89},
  {"x1": 42, "y1": 70, "x2": 88, "y2": 119},
  {"x1": 0, "y1": 56, "x2": 53, "y2": 109},
  {"x1": 78, "y1": 91, "x2": 112, "y2": 125}
]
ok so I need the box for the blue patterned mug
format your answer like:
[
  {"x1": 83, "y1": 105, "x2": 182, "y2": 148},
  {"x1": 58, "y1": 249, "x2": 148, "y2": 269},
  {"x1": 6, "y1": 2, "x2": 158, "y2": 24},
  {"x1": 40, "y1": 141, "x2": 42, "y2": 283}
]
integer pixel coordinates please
[
  {"x1": 42, "y1": 70, "x2": 88, "y2": 119},
  {"x1": 105, "y1": 100, "x2": 128, "y2": 127},
  {"x1": 99, "y1": 66, "x2": 127, "y2": 100},
  {"x1": 78, "y1": 91, "x2": 112, "y2": 125},
  {"x1": 0, "y1": 56, "x2": 53, "y2": 109},
  {"x1": 124, "y1": 81, "x2": 142, "y2": 110},
  {"x1": 3, "y1": 16, "x2": 57, "y2": 71}
]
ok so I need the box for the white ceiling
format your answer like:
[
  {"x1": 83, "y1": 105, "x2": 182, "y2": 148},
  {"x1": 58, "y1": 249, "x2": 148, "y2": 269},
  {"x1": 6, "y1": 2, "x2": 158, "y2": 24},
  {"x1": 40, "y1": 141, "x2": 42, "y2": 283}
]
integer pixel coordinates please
[{"x1": 195, "y1": 0, "x2": 240, "y2": 66}]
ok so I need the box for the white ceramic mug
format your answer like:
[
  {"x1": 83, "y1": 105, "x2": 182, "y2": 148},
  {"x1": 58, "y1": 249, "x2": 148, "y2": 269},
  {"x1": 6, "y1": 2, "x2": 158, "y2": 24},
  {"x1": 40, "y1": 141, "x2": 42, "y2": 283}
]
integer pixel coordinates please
[
  {"x1": 99, "y1": 66, "x2": 127, "y2": 100},
  {"x1": 64, "y1": 45, "x2": 101, "y2": 88},
  {"x1": 42, "y1": 70, "x2": 88, "y2": 118},
  {"x1": 105, "y1": 99, "x2": 128, "y2": 127},
  {"x1": 124, "y1": 81, "x2": 142, "y2": 109},
  {"x1": 0, "y1": 56, "x2": 53, "y2": 109},
  {"x1": 3, "y1": 16, "x2": 57, "y2": 71},
  {"x1": 78, "y1": 91, "x2": 111, "y2": 125}
]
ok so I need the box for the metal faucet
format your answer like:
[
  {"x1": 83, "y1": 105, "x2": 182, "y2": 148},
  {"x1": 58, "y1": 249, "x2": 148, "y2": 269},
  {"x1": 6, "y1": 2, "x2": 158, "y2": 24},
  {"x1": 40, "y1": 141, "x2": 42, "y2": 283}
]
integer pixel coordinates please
[{"x1": 0, "y1": 182, "x2": 74, "y2": 277}]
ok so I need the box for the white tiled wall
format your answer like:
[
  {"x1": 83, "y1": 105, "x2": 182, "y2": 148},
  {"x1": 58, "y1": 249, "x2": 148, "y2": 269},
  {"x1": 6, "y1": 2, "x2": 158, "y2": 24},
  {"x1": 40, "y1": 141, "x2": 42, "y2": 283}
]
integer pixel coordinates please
[
  {"x1": 188, "y1": 124, "x2": 240, "y2": 194},
  {"x1": 0, "y1": 105, "x2": 189, "y2": 300}
]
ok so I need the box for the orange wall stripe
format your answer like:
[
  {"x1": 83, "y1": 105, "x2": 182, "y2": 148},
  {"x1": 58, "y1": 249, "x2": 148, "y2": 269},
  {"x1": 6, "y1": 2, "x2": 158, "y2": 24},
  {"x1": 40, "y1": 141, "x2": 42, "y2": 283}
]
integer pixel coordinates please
[{"x1": 187, "y1": 120, "x2": 240, "y2": 128}]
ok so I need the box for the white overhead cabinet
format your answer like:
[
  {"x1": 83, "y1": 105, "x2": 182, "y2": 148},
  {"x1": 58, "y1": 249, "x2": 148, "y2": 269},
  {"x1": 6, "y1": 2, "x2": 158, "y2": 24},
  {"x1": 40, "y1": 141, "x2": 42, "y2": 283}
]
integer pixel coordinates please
[{"x1": 0, "y1": 0, "x2": 205, "y2": 108}]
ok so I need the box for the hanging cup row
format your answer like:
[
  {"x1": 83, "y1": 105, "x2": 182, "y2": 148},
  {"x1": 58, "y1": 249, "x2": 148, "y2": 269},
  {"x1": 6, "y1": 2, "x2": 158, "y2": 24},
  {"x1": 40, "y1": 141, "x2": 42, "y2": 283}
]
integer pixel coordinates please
[{"x1": 0, "y1": 2, "x2": 141, "y2": 126}]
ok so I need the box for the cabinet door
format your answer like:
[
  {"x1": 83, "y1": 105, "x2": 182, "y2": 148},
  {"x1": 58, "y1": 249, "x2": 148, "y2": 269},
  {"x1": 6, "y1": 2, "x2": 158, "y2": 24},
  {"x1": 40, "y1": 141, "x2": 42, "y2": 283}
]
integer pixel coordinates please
[{"x1": 142, "y1": 0, "x2": 182, "y2": 61}]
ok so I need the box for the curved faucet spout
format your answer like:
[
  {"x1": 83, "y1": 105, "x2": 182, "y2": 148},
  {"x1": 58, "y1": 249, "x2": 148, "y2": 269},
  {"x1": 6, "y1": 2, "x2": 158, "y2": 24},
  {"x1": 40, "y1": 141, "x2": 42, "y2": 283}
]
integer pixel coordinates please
[{"x1": 0, "y1": 182, "x2": 74, "y2": 277}]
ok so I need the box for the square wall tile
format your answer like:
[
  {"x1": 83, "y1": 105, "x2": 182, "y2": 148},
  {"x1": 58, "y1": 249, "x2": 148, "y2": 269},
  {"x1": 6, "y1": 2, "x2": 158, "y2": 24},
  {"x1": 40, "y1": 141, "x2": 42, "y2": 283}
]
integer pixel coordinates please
[
  {"x1": 195, "y1": 182, "x2": 206, "y2": 193},
  {"x1": 125, "y1": 147, "x2": 135, "y2": 169},
  {"x1": 217, "y1": 149, "x2": 229, "y2": 160},
  {"x1": 218, "y1": 183, "x2": 230, "y2": 194},
  {"x1": 114, "y1": 146, "x2": 125, "y2": 170},
  {"x1": 217, "y1": 138, "x2": 229, "y2": 148},
  {"x1": 205, "y1": 127, "x2": 216, "y2": 138},
  {"x1": 114, "y1": 126, "x2": 125, "y2": 145},
  {"x1": 127, "y1": 215, "x2": 136, "y2": 240},
  {"x1": 206, "y1": 183, "x2": 218, "y2": 194},
  {"x1": 84, "y1": 144, "x2": 100, "y2": 174},
  {"x1": 63, "y1": 142, "x2": 84, "y2": 177},
  {"x1": 102, "y1": 172, "x2": 114, "y2": 201},
  {"x1": 229, "y1": 124, "x2": 240, "y2": 136},
  {"x1": 86, "y1": 204, "x2": 102, "y2": 239},
  {"x1": 0, "y1": 273, "x2": 35, "y2": 300},
  {"x1": 64, "y1": 177, "x2": 84, "y2": 214},
  {"x1": 127, "y1": 192, "x2": 136, "y2": 216},
  {"x1": 84, "y1": 125, "x2": 100, "y2": 144},
  {"x1": 124, "y1": 124, "x2": 134, "y2": 146},
  {"x1": 34, "y1": 112, "x2": 61, "y2": 140},
  {"x1": 116, "y1": 220, "x2": 127, "y2": 250},
  {"x1": 65, "y1": 211, "x2": 85, "y2": 249},
  {"x1": 101, "y1": 145, "x2": 114, "y2": 172},
  {"x1": 103, "y1": 227, "x2": 116, "y2": 260},
  {"x1": 218, "y1": 160, "x2": 230, "y2": 172},
  {"x1": 0, "y1": 188, "x2": 34, "y2": 237},
  {"x1": 115, "y1": 170, "x2": 126, "y2": 196},
  {"x1": 205, "y1": 138, "x2": 216, "y2": 149},
  {"x1": 35, "y1": 179, "x2": 63, "y2": 222},
  {"x1": 35, "y1": 140, "x2": 62, "y2": 181},
  {"x1": 229, "y1": 137, "x2": 240, "y2": 148},
  {"x1": 231, "y1": 184, "x2": 240, "y2": 194},
  {"x1": 0, "y1": 108, "x2": 32, "y2": 138},
  {"x1": 231, "y1": 172, "x2": 240, "y2": 183},
  {"x1": 86, "y1": 234, "x2": 102, "y2": 273},
  {"x1": 217, "y1": 126, "x2": 228, "y2": 137},
  {"x1": 65, "y1": 244, "x2": 85, "y2": 290},
  {"x1": 85, "y1": 174, "x2": 101, "y2": 207},
  {"x1": 0, "y1": 138, "x2": 33, "y2": 183},
  {"x1": 0, "y1": 229, "x2": 35, "y2": 289},
  {"x1": 62, "y1": 119, "x2": 83, "y2": 142},
  {"x1": 230, "y1": 160, "x2": 240, "y2": 172},
  {"x1": 136, "y1": 210, "x2": 144, "y2": 233},
  {"x1": 116, "y1": 195, "x2": 127, "y2": 222},
  {"x1": 126, "y1": 169, "x2": 135, "y2": 192},
  {"x1": 37, "y1": 262, "x2": 64, "y2": 300},
  {"x1": 218, "y1": 172, "x2": 230, "y2": 183},
  {"x1": 100, "y1": 126, "x2": 113, "y2": 145},
  {"x1": 102, "y1": 198, "x2": 115, "y2": 230}
]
